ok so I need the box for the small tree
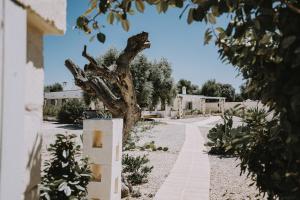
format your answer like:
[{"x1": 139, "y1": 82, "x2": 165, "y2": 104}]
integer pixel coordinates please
[
  {"x1": 40, "y1": 134, "x2": 91, "y2": 200},
  {"x1": 200, "y1": 79, "x2": 221, "y2": 97},
  {"x1": 44, "y1": 83, "x2": 63, "y2": 92},
  {"x1": 58, "y1": 99, "x2": 86, "y2": 124}
]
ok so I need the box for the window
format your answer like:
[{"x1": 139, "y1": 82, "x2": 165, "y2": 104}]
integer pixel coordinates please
[
  {"x1": 188, "y1": 101, "x2": 193, "y2": 110},
  {"x1": 92, "y1": 130, "x2": 103, "y2": 148},
  {"x1": 90, "y1": 164, "x2": 102, "y2": 182}
]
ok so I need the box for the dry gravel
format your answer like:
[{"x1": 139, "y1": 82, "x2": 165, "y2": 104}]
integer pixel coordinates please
[
  {"x1": 199, "y1": 124, "x2": 267, "y2": 200},
  {"x1": 209, "y1": 155, "x2": 266, "y2": 200},
  {"x1": 123, "y1": 122, "x2": 185, "y2": 199}
]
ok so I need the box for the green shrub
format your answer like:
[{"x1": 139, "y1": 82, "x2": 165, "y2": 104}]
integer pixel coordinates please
[
  {"x1": 206, "y1": 112, "x2": 236, "y2": 155},
  {"x1": 58, "y1": 99, "x2": 86, "y2": 124},
  {"x1": 207, "y1": 105, "x2": 248, "y2": 155},
  {"x1": 40, "y1": 134, "x2": 91, "y2": 200},
  {"x1": 208, "y1": 107, "x2": 299, "y2": 199},
  {"x1": 43, "y1": 104, "x2": 60, "y2": 117},
  {"x1": 122, "y1": 154, "x2": 153, "y2": 185},
  {"x1": 227, "y1": 108, "x2": 289, "y2": 199}
]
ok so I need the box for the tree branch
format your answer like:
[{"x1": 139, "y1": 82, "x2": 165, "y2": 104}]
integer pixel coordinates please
[
  {"x1": 65, "y1": 59, "x2": 125, "y2": 116},
  {"x1": 283, "y1": 0, "x2": 300, "y2": 14},
  {"x1": 82, "y1": 45, "x2": 120, "y2": 84},
  {"x1": 116, "y1": 32, "x2": 151, "y2": 75},
  {"x1": 82, "y1": 45, "x2": 98, "y2": 65}
]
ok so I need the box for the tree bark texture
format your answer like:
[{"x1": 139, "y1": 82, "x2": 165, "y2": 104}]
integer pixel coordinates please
[{"x1": 65, "y1": 32, "x2": 151, "y2": 142}]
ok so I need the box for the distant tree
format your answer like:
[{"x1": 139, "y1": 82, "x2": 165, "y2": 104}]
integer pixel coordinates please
[
  {"x1": 58, "y1": 99, "x2": 86, "y2": 124},
  {"x1": 130, "y1": 55, "x2": 154, "y2": 108},
  {"x1": 200, "y1": 79, "x2": 221, "y2": 97},
  {"x1": 234, "y1": 94, "x2": 243, "y2": 102},
  {"x1": 201, "y1": 80, "x2": 235, "y2": 101},
  {"x1": 219, "y1": 84, "x2": 235, "y2": 102},
  {"x1": 177, "y1": 79, "x2": 201, "y2": 95},
  {"x1": 44, "y1": 83, "x2": 63, "y2": 92},
  {"x1": 149, "y1": 59, "x2": 177, "y2": 108}
]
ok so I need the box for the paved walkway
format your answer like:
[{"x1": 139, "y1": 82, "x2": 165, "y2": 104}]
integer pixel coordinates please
[{"x1": 154, "y1": 116, "x2": 221, "y2": 200}]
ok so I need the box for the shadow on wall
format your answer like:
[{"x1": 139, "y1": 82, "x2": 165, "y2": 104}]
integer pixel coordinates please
[{"x1": 25, "y1": 134, "x2": 42, "y2": 200}]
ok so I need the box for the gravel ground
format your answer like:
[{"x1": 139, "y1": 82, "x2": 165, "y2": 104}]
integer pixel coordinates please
[
  {"x1": 200, "y1": 123, "x2": 267, "y2": 200},
  {"x1": 41, "y1": 121, "x2": 185, "y2": 200},
  {"x1": 209, "y1": 155, "x2": 266, "y2": 200},
  {"x1": 123, "y1": 122, "x2": 185, "y2": 200}
]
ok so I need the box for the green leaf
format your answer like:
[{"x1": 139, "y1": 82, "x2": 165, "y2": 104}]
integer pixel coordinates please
[
  {"x1": 281, "y1": 36, "x2": 296, "y2": 49},
  {"x1": 76, "y1": 16, "x2": 88, "y2": 29},
  {"x1": 204, "y1": 28, "x2": 212, "y2": 45},
  {"x1": 97, "y1": 32, "x2": 106, "y2": 43},
  {"x1": 211, "y1": 6, "x2": 219, "y2": 16},
  {"x1": 161, "y1": 1, "x2": 168, "y2": 13},
  {"x1": 107, "y1": 12, "x2": 115, "y2": 24},
  {"x1": 135, "y1": 0, "x2": 145, "y2": 13},
  {"x1": 175, "y1": 0, "x2": 183, "y2": 8},
  {"x1": 156, "y1": 1, "x2": 162, "y2": 13},
  {"x1": 187, "y1": 9, "x2": 194, "y2": 24},
  {"x1": 121, "y1": 19, "x2": 130, "y2": 31},
  {"x1": 216, "y1": 27, "x2": 225, "y2": 34},
  {"x1": 207, "y1": 13, "x2": 216, "y2": 24},
  {"x1": 145, "y1": 0, "x2": 159, "y2": 4},
  {"x1": 260, "y1": 34, "x2": 272, "y2": 45}
]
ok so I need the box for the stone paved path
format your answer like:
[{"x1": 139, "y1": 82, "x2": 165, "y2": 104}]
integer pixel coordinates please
[{"x1": 154, "y1": 116, "x2": 221, "y2": 200}]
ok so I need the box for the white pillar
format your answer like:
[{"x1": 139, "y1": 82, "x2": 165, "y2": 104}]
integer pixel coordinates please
[
  {"x1": 0, "y1": 1, "x2": 26, "y2": 199},
  {"x1": 83, "y1": 119, "x2": 123, "y2": 200}
]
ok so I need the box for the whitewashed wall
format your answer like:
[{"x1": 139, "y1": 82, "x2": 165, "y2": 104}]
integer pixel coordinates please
[{"x1": 0, "y1": 0, "x2": 66, "y2": 199}]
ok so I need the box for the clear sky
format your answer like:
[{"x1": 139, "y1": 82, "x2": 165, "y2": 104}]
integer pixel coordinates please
[{"x1": 44, "y1": 0, "x2": 244, "y2": 91}]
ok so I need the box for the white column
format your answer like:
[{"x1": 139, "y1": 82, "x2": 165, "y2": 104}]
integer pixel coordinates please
[
  {"x1": 0, "y1": 1, "x2": 26, "y2": 199},
  {"x1": 83, "y1": 119, "x2": 123, "y2": 200}
]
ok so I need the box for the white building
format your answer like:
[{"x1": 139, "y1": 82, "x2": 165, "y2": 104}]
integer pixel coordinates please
[
  {"x1": 44, "y1": 86, "x2": 226, "y2": 119},
  {"x1": 0, "y1": 0, "x2": 66, "y2": 199}
]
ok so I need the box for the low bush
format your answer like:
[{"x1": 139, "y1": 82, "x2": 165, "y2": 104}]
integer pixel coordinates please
[
  {"x1": 40, "y1": 134, "x2": 91, "y2": 200},
  {"x1": 122, "y1": 154, "x2": 153, "y2": 185},
  {"x1": 43, "y1": 104, "x2": 60, "y2": 117},
  {"x1": 58, "y1": 99, "x2": 86, "y2": 124}
]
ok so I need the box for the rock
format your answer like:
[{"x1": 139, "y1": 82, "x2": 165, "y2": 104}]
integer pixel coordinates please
[
  {"x1": 131, "y1": 189, "x2": 142, "y2": 198},
  {"x1": 148, "y1": 193, "x2": 154, "y2": 198}
]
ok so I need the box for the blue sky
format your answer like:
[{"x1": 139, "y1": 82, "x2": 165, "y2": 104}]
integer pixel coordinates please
[{"x1": 44, "y1": 0, "x2": 244, "y2": 91}]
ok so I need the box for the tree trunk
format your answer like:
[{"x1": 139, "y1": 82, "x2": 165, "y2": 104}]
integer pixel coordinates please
[{"x1": 65, "y1": 32, "x2": 150, "y2": 143}]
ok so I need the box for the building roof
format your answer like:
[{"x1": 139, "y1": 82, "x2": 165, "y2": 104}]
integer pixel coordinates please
[
  {"x1": 177, "y1": 94, "x2": 226, "y2": 100},
  {"x1": 44, "y1": 90, "x2": 83, "y2": 99}
]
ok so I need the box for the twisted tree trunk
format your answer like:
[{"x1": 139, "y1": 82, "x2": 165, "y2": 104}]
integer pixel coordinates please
[{"x1": 65, "y1": 32, "x2": 150, "y2": 142}]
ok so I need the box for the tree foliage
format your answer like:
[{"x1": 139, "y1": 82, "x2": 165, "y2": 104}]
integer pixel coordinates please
[
  {"x1": 58, "y1": 99, "x2": 86, "y2": 124},
  {"x1": 201, "y1": 79, "x2": 236, "y2": 101},
  {"x1": 40, "y1": 134, "x2": 91, "y2": 200},
  {"x1": 44, "y1": 83, "x2": 63, "y2": 92},
  {"x1": 177, "y1": 79, "x2": 201, "y2": 95},
  {"x1": 240, "y1": 82, "x2": 258, "y2": 101}
]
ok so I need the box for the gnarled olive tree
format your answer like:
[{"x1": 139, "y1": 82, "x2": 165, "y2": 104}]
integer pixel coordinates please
[{"x1": 65, "y1": 32, "x2": 150, "y2": 142}]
